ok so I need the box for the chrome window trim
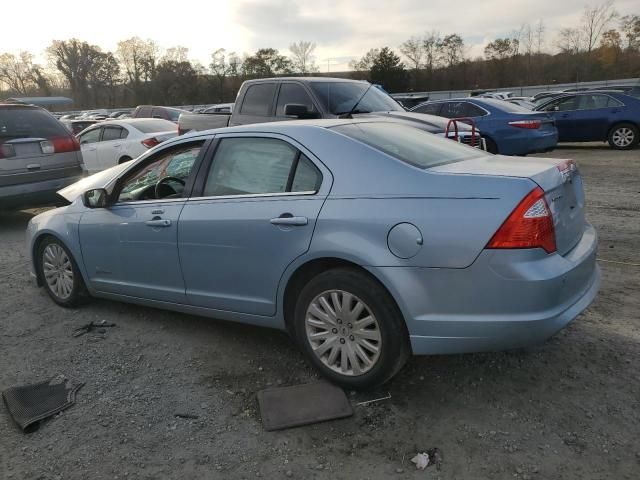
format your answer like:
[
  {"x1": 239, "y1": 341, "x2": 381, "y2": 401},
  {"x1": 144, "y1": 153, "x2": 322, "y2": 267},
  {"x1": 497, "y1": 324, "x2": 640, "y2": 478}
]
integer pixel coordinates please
[
  {"x1": 187, "y1": 190, "x2": 318, "y2": 202},
  {"x1": 541, "y1": 94, "x2": 625, "y2": 112}
]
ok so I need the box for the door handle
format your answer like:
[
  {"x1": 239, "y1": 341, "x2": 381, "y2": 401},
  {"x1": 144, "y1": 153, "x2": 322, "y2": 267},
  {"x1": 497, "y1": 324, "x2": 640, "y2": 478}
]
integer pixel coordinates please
[
  {"x1": 27, "y1": 164, "x2": 41, "y2": 171},
  {"x1": 145, "y1": 219, "x2": 171, "y2": 227},
  {"x1": 561, "y1": 113, "x2": 569, "y2": 118},
  {"x1": 112, "y1": 143, "x2": 122, "y2": 147},
  {"x1": 270, "y1": 215, "x2": 308, "y2": 226}
]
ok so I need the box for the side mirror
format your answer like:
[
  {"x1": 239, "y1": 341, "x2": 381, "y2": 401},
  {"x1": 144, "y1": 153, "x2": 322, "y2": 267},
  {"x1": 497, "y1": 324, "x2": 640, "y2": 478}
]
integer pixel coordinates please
[
  {"x1": 83, "y1": 188, "x2": 109, "y2": 208},
  {"x1": 284, "y1": 104, "x2": 318, "y2": 119}
]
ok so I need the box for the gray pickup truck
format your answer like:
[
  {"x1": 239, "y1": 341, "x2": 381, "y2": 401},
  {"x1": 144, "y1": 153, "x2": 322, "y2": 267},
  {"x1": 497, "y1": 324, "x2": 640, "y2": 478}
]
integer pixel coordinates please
[{"x1": 178, "y1": 77, "x2": 481, "y2": 146}]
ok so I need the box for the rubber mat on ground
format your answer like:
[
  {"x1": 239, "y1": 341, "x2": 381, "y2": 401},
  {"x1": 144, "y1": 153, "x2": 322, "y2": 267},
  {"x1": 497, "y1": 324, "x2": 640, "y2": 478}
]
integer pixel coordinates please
[
  {"x1": 2, "y1": 377, "x2": 83, "y2": 431},
  {"x1": 257, "y1": 381, "x2": 353, "y2": 431}
]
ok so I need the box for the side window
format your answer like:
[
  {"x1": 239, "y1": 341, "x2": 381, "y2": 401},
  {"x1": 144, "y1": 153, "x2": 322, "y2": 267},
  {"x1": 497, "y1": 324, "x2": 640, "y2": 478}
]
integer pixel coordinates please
[
  {"x1": 204, "y1": 137, "x2": 299, "y2": 196},
  {"x1": 137, "y1": 107, "x2": 152, "y2": 117},
  {"x1": 578, "y1": 94, "x2": 621, "y2": 109},
  {"x1": 552, "y1": 96, "x2": 578, "y2": 111},
  {"x1": 120, "y1": 128, "x2": 129, "y2": 139},
  {"x1": 291, "y1": 154, "x2": 321, "y2": 192},
  {"x1": 276, "y1": 83, "x2": 316, "y2": 116},
  {"x1": 464, "y1": 103, "x2": 487, "y2": 117},
  {"x1": 117, "y1": 142, "x2": 203, "y2": 202},
  {"x1": 606, "y1": 96, "x2": 624, "y2": 107},
  {"x1": 413, "y1": 103, "x2": 442, "y2": 115},
  {"x1": 440, "y1": 102, "x2": 467, "y2": 118},
  {"x1": 102, "y1": 127, "x2": 123, "y2": 141},
  {"x1": 239, "y1": 83, "x2": 276, "y2": 116},
  {"x1": 151, "y1": 108, "x2": 165, "y2": 119},
  {"x1": 79, "y1": 128, "x2": 101, "y2": 144}
]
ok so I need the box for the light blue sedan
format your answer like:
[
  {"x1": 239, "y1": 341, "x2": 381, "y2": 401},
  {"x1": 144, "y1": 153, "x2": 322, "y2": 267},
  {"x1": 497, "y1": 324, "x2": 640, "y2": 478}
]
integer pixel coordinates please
[{"x1": 26, "y1": 119, "x2": 600, "y2": 389}]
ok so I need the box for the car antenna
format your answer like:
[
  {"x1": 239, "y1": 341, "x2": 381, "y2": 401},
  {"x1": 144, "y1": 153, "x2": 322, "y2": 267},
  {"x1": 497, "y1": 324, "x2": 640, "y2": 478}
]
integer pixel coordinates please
[{"x1": 339, "y1": 82, "x2": 373, "y2": 119}]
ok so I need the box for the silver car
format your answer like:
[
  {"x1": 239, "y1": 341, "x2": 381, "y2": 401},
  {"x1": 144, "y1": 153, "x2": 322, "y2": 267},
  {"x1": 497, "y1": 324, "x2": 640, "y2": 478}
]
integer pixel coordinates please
[
  {"x1": 26, "y1": 119, "x2": 600, "y2": 388},
  {"x1": 1, "y1": 103, "x2": 85, "y2": 209}
]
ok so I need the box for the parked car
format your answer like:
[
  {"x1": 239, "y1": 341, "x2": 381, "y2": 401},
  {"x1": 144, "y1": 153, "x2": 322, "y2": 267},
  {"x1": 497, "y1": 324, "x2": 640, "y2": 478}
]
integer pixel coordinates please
[
  {"x1": 534, "y1": 91, "x2": 640, "y2": 149},
  {"x1": 132, "y1": 105, "x2": 189, "y2": 123},
  {"x1": 108, "y1": 111, "x2": 131, "y2": 119},
  {"x1": 532, "y1": 91, "x2": 564, "y2": 104},
  {"x1": 0, "y1": 103, "x2": 84, "y2": 209},
  {"x1": 26, "y1": 118, "x2": 600, "y2": 388},
  {"x1": 61, "y1": 119, "x2": 98, "y2": 135},
  {"x1": 587, "y1": 85, "x2": 639, "y2": 95},
  {"x1": 202, "y1": 103, "x2": 234, "y2": 114},
  {"x1": 178, "y1": 77, "x2": 484, "y2": 148},
  {"x1": 390, "y1": 93, "x2": 429, "y2": 109},
  {"x1": 506, "y1": 98, "x2": 536, "y2": 109},
  {"x1": 77, "y1": 119, "x2": 178, "y2": 173},
  {"x1": 411, "y1": 97, "x2": 558, "y2": 155}
]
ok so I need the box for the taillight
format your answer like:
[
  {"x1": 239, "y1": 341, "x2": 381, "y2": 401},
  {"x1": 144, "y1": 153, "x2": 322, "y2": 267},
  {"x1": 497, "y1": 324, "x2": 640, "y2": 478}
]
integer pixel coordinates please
[
  {"x1": 508, "y1": 119, "x2": 541, "y2": 129},
  {"x1": 142, "y1": 137, "x2": 160, "y2": 148},
  {"x1": 487, "y1": 186, "x2": 556, "y2": 253},
  {"x1": 0, "y1": 143, "x2": 16, "y2": 158},
  {"x1": 47, "y1": 135, "x2": 80, "y2": 153}
]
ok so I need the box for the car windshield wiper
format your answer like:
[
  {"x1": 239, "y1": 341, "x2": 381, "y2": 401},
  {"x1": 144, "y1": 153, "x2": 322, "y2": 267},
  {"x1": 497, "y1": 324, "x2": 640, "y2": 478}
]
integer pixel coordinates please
[{"x1": 338, "y1": 84, "x2": 373, "y2": 119}]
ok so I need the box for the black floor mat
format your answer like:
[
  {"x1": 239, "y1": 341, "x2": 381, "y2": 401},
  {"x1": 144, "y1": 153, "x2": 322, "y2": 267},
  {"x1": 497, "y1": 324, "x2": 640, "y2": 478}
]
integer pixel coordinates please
[
  {"x1": 2, "y1": 377, "x2": 83, "y2": 431},
  {"x1": 257, "y1": 381, "x2": 353, "y2": 431}
]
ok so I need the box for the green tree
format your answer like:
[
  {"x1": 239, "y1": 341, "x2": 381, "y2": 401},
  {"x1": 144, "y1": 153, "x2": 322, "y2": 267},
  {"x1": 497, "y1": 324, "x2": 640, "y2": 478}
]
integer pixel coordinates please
[
  {"x1": 369, "y1": 47, "x2": 407, "y2": 92},
  {"x1": 242, "y1": 48, "x2": 292, "y2": 77},
  {"x1": 47, "y1": 39, "x2": 103, "y2": 107}
]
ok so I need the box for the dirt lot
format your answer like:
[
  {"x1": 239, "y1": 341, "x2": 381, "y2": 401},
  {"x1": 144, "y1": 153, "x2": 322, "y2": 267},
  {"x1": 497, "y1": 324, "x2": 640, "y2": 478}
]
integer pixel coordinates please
[{"x1": 1, "y1": 143, "x2": 639, "y2": 480}]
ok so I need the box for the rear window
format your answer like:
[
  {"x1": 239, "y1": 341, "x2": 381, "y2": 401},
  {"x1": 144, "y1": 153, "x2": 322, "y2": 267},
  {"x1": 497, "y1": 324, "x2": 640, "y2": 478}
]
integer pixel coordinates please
[
  {"x1": 0, "y1": 106, "x2": 69, "y2": 142},
  {"x1": 129, "y1": 119, "x2": 176, "y2": 134},
  {"x1": 332, "y1": 122, "x2": 482, "y2": 169}
]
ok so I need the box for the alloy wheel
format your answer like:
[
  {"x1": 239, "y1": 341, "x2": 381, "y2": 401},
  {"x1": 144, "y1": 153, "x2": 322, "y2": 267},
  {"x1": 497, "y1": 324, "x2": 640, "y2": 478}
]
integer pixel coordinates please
[
  {"x1": 612, "y1": 127, "x2": 635, "y2": 147},
  {"x1": 305, "y1": 289, "x2": 382, "y2": 376},
  {"x1": 42, "y1": 244, "x2": 74, "y2": 300}
]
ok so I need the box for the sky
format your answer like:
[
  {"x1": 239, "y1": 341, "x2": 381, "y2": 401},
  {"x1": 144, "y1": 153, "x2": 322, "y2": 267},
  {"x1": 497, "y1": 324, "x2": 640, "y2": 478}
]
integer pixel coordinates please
[{"x1": 0, "y1": 0, "x2": 636, "y2": 71}]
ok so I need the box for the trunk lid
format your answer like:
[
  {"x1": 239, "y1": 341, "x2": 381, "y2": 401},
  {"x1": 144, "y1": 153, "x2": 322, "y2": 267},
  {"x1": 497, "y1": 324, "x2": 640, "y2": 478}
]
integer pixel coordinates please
[{"x1": 432, "y1": 155, "x2": 585, "y2": 255}]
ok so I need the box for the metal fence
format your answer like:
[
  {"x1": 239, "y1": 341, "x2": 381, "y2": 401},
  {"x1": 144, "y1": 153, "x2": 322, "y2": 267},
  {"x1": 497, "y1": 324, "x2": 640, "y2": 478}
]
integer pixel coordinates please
[{"x1": 407, "y1": 77, "x2": 640, "y2": 101}]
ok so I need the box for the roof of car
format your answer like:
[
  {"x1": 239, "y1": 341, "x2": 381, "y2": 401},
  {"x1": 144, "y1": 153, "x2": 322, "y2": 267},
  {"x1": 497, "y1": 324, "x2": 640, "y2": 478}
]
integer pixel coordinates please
[
  {"x1": 180, "y1": 117, "x2": 402, "y2": 140},
  {"x1": 246, "y1": 76, "x2": 366, "y2": 84}
]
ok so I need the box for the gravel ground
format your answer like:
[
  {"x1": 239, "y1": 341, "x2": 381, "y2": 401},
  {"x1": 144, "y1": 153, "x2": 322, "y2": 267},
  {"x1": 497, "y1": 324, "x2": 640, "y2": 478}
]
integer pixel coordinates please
[{"x1": 1, "y1": 143, "x2": 639, "y2": 480}]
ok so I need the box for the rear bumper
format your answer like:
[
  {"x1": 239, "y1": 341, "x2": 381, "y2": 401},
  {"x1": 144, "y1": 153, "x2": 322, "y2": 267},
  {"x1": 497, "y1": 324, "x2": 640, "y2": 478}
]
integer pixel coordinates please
[
  {"x1": 0, "y1": 172, "x2": 84, "y2": 209},
  {"x1": 498, "y1": 129, "x2": 558, "y2": 155},
  {"x1": 369, "y1": 223, "x2": 599, "y2": 355}
]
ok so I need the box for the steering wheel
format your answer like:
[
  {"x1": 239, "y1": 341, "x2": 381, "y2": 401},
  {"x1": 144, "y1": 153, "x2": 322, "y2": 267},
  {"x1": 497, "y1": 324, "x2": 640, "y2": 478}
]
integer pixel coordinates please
[{"x1": 155, "y1": 176, "x2": 185, "y2": 199}]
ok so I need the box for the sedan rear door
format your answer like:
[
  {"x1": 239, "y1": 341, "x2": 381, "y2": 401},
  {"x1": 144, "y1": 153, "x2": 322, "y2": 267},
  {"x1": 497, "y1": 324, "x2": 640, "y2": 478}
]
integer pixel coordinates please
[{"x1": 178, "y1": 134, "x2": 331, "y2": 316}]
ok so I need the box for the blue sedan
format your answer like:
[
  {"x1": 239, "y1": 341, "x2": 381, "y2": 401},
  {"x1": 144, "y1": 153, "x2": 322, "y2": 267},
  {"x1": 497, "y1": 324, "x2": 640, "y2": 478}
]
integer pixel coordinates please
[
  {"x1": 411, "y1": 97, "x2": 558, "y2": 155},
  {"x1": 26, "y1": 119, "x2": 599, "y2": 389},
  {"x1": 534, "y1": 91, "x2": 640, "y2": 149}
]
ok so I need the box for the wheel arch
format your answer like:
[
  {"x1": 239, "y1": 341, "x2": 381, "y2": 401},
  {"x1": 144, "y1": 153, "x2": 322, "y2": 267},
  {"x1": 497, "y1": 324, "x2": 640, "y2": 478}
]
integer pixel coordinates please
[
  {"x1": 118, "y1": 155, "x2": 133, "y2": 164},
  {"x1": 607, "y1": 120, "x2": 639, "y2": 137},
  {"x1": 280, "y1": 256, "x2": 408, "y2": 339},
  {"x1": 32, "y1": 231, "x2": 89, "y2": 289}
]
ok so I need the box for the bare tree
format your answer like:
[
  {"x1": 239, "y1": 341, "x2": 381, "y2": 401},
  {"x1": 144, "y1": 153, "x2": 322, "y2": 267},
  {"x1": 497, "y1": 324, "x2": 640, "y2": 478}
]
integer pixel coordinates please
[
  {"x1": 437, "y1": 34, "x2": 465, "y2": 67},
  {"x1": 556, "y1": 28, "x2": 584, "y2": 54},
  {"x1": 581, "y1": 1, "x2": 618, "y2": 54},
  {"x1": 163, "y1": 46, "x2": 189, "y2": 63},
  {"x1": 423, "y1": 31, "x2": 441, "y2": 71},
  {"x1": 0, "y1": 52, "x2": 36, "y2": 94},
  {"x1": 349, "y1": 49, "x2": 380, "y2": 71},
  {"x1": 117, "y1": 37, "x2": 160, "y2": 103},
  {"x1": 399, "y1": 36, "x2": 424, "y2": 70},
  {"x1": 289, "y1": 41, "x2": 318, "y2": 74},
  {"x1": 535, "y1": 19, "x2": 546, "y2": 54}
]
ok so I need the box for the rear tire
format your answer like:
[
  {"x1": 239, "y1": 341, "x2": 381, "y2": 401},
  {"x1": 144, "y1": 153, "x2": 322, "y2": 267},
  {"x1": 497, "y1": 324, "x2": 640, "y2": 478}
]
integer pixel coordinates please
[
  {"x1": 293, "y1": 268, "x2": 410, "y2": 390},
  {"x1": 608, "y1": 123, "x2": 639, "y2": 150},
  {"x1": 483, "y1": 137, "x2": 498, "y2": 154},
  {"x1": 37, "y1": 236, "x2": 86, "y2": 308}
]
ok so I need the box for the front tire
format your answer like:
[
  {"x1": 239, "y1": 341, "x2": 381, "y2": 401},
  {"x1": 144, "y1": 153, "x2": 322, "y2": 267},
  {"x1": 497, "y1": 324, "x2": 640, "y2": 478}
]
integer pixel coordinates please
[
  {"x1": 37, "y1": 237, "x2": 86, "y2": 307},
  {"x1": 293, "y1": 268, "x2": 410, "y2": 390},
  {"x1": 608, "y1": 123, "x2": 639, "y2": 150},
  {"x1": 483, "y1": 137, "x2": 498, "y2": 154}
]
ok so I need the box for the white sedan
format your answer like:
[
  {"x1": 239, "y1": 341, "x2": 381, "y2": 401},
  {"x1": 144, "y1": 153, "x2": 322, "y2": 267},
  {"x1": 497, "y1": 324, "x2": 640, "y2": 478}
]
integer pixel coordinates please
[{"x1": 77, "y1": 119, "x2": 177, "y2": 173}]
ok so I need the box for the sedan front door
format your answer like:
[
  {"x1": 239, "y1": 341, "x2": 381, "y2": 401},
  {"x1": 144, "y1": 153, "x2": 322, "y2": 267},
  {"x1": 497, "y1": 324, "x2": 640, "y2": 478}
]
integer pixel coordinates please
[
  {"x1": 178, "y1": 134, "x2": 330, "y2": 316},
  {"x1": 78, "y1": 127, "x2": 102, "y2": 173},
  {"x1": 79, "y1": 140, "x2": 206, "y2": 303}
]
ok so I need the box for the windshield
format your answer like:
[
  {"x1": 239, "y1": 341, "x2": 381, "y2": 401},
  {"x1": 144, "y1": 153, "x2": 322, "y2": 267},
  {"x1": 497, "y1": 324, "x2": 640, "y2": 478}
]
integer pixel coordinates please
[
  {"x1": 130, "y1": 119, "x2": 176, "y2": 133},
  {"x1": 309, "y1": 82, "x2": 404, "y2": 115},
  {"x1": 332, "y1": 122, "x2": 482, "y2": 169}
]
